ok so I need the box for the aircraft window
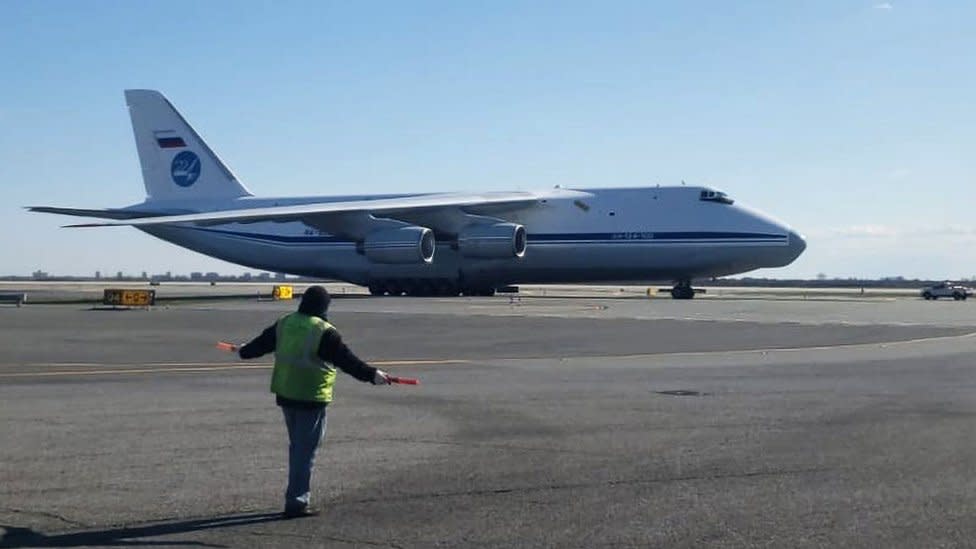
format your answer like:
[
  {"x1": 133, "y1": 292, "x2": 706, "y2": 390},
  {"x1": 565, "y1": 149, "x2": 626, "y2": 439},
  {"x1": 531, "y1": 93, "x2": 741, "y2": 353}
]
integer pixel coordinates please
[{"x1": 699, "y1": 190, "x2": 734, "y2": 205}]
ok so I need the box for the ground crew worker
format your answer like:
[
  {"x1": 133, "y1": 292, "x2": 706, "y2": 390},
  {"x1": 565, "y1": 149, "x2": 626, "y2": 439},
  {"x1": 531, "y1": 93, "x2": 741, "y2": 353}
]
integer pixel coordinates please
[{"x1": 237, "y1": 285, "x2": 390, "y2": 518}]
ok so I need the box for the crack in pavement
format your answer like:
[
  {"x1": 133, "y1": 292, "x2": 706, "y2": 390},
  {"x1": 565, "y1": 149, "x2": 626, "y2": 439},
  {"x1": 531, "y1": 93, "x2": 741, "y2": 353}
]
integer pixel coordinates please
[
  {"x1": 330, "y1": 436, "x2": 620, "y2": 457},
  {"x1": 341, "y1": 466, "x2": 834, "y2": 505},
  {"x1": 247, "y1": 530, "x2": 315, "y2": 540},
  {"x1": 0, "y1": 508, "x2": 88, "y2": 529},
  {"x1": 249, "y1": 530, "x2": 405, "y2": 548}
]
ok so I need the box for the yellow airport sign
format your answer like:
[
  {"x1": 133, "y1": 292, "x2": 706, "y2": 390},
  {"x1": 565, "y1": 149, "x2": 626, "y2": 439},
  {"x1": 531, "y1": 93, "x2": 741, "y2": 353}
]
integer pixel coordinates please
[
  {"x1": 103, "y1": 289, "x2": 156, "y2": 307},
  {"x1": 272, "y1": 285, "x2": 294, "y2": 300}
]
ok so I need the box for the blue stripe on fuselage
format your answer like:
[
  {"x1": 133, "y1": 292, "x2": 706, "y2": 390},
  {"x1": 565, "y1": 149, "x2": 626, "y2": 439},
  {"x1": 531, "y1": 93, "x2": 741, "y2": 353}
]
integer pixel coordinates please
[
  {"x1": 528, "y1": 232, "x2": 786, "y2": 241},
  {"x1": 174, "y1": 226, "x2": 786, "y2": 246}
]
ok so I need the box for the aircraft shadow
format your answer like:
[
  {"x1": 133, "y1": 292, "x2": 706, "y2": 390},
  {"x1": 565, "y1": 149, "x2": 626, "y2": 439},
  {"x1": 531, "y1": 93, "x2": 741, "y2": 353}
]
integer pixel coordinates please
[{"x1": 0, "y1": 511, "x2": 284, "y2": 548}]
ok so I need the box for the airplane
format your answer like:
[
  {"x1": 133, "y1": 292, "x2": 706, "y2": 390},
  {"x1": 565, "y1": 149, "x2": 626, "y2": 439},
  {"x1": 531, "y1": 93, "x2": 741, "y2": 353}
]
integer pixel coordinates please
[{"x1": 29, "y1": 89, "x2": 806, "y2": 299}]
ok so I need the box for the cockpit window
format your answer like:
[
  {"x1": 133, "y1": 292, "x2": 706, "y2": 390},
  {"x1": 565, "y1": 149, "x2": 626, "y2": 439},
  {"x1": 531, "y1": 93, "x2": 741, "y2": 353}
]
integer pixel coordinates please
[{"x1": 699, "y1": 190, "x2": 734, "y2": 204}]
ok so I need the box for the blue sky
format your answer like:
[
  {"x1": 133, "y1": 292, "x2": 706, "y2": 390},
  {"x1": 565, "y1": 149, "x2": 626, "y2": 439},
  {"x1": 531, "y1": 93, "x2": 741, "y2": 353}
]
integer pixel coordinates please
[{"x1": 2, "y1": 1, "x2": 973, "y2": 279}]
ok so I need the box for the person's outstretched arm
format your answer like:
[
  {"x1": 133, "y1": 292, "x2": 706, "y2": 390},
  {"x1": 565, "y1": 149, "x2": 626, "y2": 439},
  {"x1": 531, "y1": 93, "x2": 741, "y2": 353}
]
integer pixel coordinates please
[
  {"x1": 238, "y1": 324, "x2": 277, "y2": 359},
  {"x1": 317, "y1": 330, "x2": 389, "y2": 384}
]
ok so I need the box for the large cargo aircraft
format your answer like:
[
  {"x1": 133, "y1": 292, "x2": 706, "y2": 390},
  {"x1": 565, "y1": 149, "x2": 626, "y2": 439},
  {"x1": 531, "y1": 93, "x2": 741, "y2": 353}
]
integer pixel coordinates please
[{"x1": 30, "y1": 90, "x2": 806, "y2": 298}]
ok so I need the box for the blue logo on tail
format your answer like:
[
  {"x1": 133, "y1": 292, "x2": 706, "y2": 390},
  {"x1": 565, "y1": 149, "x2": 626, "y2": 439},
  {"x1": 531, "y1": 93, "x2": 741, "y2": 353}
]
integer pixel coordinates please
[{"x1": 171, "y1": 151, "x2": 201, "y2": 187}]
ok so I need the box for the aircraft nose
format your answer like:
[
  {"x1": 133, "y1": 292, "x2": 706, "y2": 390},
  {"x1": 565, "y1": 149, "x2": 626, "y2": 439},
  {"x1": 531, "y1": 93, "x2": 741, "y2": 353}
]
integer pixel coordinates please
[{"x1": 788, "y1": 230, "x2": 807, "y2": 260}]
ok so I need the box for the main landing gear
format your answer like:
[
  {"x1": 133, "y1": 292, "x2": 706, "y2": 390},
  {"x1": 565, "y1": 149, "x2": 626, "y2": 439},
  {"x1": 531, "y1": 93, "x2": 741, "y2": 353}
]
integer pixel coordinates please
[
  {"x1": 367, "y1": 279, "x2": 496, "y2": 297},
  {"x1": 670, "y1": 280, "x2": 696, "y2": 300}
]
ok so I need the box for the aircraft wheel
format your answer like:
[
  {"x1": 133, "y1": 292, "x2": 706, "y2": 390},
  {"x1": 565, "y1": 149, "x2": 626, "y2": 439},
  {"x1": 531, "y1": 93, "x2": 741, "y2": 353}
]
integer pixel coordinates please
[
  {"x1": 401, "y1": 280, "x2": 419, "y2": 297},
  {"x1": 368, "y1": 283, "x2": 384, "y2": 296},
  {"x1": 385, "y1": 281, "x2": 404, "y2": 296},
  {"x1": 435, "y1": 280, "x2": 459, "y2": 296},
  {"x1": 671, "y1": 282, "x2": 694, "y2": 300},
  {"x1": 413, "y1": 280, "x2": 436, "y2": 297}
]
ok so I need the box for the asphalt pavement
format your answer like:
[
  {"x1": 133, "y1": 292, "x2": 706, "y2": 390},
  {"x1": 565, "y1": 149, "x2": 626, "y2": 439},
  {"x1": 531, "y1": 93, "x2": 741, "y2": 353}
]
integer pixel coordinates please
[{"x1": 1, "y1": 296, "x2": 975, "y2": 548}]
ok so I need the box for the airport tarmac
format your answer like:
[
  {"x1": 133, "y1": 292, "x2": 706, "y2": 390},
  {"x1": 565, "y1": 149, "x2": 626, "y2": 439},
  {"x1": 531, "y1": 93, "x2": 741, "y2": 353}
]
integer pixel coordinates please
[
  {"x1": 0, "y1": 280, "x2": 923, "y2": 303},
  {"x1": 1, "y1": 293, "x2": 975, "y2": 547}
]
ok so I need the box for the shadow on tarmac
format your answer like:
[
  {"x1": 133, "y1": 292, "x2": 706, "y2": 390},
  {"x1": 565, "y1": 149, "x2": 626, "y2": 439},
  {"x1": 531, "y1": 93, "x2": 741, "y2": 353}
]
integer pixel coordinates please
[{"x1": 0, "y1": 512, "x2": 284, "y2": 548}]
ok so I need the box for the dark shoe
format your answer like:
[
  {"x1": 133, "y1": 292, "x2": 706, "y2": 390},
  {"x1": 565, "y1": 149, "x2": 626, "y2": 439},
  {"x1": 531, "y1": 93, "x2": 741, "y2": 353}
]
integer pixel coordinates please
[{"x1": 283, "y1": 506, "x2": 319, "y2": 519}]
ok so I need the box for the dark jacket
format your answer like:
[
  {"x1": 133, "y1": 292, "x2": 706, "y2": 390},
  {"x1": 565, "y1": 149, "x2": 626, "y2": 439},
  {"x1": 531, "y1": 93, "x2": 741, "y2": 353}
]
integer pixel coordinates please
[{"x1": 238, "y1": 315, "x2": 377, "y2": 408}]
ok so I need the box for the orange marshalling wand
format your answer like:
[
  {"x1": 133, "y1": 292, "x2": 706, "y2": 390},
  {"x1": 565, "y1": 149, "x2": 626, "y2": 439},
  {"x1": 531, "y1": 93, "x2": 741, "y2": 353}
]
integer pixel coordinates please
[
  {"x1": 389, "y1": 376, "x2": 420, "y2": 385},
  {"x1": 216, "y1": 341, "x2": 239, "y2": 353}
]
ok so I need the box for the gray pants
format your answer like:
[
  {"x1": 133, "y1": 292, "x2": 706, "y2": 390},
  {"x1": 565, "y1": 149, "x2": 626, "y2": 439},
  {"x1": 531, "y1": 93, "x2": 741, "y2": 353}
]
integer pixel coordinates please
[{"x1": 281, "y1": 405, "x2": 327, "y2": 509}]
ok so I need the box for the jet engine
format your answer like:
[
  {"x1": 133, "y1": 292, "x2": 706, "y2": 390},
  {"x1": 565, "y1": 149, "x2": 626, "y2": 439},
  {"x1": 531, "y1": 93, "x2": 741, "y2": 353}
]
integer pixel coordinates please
[
  {"x1": 363, "y1": 226, "x2": 435, "y2": 264},
  {"x1": 457, "y1": 223, "x2": 527, "y2": 259}
]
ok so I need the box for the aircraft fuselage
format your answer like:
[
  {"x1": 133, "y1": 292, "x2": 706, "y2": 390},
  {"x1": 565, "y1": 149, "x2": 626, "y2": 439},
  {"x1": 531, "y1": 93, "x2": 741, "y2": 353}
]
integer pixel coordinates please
[{"x1": 138, "y1": 185, "x2": 805, "y2": 289}]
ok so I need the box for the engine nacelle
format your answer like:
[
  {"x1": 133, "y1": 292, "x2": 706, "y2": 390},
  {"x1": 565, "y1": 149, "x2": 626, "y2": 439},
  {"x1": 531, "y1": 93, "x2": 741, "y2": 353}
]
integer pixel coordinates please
[
  {"x1": 363, "y1": 226, "x2": 435, "y2": 264},
  {"x1": 457, "y1": 223, "x2": 527, "y2": 259}
]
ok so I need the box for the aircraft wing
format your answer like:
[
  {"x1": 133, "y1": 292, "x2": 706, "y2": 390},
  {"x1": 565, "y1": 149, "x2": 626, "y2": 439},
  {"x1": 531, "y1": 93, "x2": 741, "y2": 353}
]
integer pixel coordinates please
[
  {"x1": 25, "y1": 206, "x2": 173, "y2": 220},
  {"x1": 44, "y1": 188, "x2": 593, "y2": 239}
]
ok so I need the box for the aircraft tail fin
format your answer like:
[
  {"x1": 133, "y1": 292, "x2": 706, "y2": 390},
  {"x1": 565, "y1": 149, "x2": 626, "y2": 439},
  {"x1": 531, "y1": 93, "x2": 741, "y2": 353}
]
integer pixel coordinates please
[{"x1": 125, "y1": 89, "x2": 252, "y2": 202}]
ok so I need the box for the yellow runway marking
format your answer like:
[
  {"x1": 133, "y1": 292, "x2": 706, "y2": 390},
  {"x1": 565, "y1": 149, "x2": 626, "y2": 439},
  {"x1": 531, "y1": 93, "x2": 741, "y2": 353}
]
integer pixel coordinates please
[
  {"x1": 0, "y1": 364, "x2": 270, "y2": 378},
  {"x1": 373, "y1": 360, "x2": 470, "y2": 366},
  {"x1": 22, "y1": 362, "x2": 274, "y2": 368},
  {"x1": 7, "y1": 331, "x2": 972, "y2": 380},
  {"x1": 0, "y1": 359, "x2": 469, "y2": 379}
]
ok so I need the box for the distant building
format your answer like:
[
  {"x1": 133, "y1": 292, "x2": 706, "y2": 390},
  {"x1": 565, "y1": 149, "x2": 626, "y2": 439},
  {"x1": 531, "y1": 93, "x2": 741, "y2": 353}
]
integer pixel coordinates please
[
  {"x1": 95, "y1": 271, "x2": 101, "y2": 279},
  {"x1": 190, "y1": 272, "x2": 203, "y2": 281},
  {"x1": 32, "y1": 270, "x2": 49, "y2": 280},
  {"x1": 256, "y1": 272, "x2": 271, "y2": 281},
  {"x1": 205, "y1": 272, "x2": 220, "y2": 280},
  {"x1": 275, "y1": 272, "x2": 287, "y2": 281}
]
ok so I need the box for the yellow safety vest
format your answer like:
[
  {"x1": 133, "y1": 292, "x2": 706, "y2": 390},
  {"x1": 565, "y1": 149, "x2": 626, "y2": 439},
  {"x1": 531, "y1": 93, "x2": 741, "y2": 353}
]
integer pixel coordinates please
[{"x1": 270, "y1": 313, "x2": 337, "y2": 403}]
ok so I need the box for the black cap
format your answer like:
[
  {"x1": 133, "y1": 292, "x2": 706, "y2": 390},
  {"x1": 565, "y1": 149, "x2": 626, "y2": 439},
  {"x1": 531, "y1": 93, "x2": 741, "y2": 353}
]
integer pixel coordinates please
[{"x1": 298, "y1": 285, "x2": 331, "y2": 317}]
